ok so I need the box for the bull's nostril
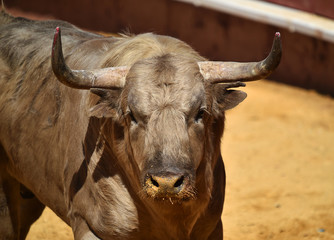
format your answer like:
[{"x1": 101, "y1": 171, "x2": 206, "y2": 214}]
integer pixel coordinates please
[
  {"x1": 173, "y1": 176, "x2": 184, "y2": 188},
  {"x1": 150, "y1": 176, "x2": 159, "y2": 187}
]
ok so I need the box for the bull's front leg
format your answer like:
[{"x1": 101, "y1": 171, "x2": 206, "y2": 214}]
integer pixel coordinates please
[
  {"x1": 0, "y1": 145, "x2": 45, "y2": 240},
  {"x1": 0, "y1": 172, "x2": 44, "y2": 240},
  {"x1": 0, "y1": 184, "x2": 15, "y2": 240}
]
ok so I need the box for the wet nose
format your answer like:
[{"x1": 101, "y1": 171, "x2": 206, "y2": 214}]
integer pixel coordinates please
[{"x1": 145, "y1": 173, "x2": 185, "y2": 196}]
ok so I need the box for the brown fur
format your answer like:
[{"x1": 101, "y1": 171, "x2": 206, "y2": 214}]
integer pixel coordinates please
[{"x1": 0, "y1": 10, "x2": 246, "y2": 240}]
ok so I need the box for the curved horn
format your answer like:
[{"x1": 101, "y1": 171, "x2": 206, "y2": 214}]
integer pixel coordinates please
[
  {"x1": 51, "y1": 27, "x2": 129, "y2": 89},
  {"x1": 198, "y1": 32, "x2": 282, "y2": 83}
]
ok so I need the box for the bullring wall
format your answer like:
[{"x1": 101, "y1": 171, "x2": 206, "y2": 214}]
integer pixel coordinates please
[{"x1": 6, "y1": 0, "x2": 334, "y2": 96}]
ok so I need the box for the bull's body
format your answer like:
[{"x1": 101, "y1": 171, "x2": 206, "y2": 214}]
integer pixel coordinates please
[
  {"x1": 0, "y1": 12, "x2": 225, "y2": 240},
  {"x1": 0, "y1": 8, "x2": 281, "y2": 240}
]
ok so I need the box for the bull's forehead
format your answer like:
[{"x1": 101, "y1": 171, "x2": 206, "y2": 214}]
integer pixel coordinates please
[{"x1": 125, "y1": 55, "x2": 206, "y2": 116}]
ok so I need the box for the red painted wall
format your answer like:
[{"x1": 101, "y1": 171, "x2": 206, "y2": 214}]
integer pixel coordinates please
[{"x1": 5, "y1": 0, "x2": 334, "y2": 96}]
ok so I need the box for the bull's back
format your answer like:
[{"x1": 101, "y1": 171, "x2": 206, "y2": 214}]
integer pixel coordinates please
[
  {"x1": 0, "y1": 14, "x2": 66, "y2": 136},
  {"x1": 0, "y1": 11, "x2": 98, "y2": 134}
]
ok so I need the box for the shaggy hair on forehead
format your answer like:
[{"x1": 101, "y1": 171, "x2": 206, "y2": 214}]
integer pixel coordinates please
[
  {"x1": 121, "y1": 53, "x2": 205, "y2": 118},
  {"x1": 101, "y1": 33, "x2": 205, "y2": 68},
  {"x1": 127, "y1": 53, "x2": 203, "y2": 86}
]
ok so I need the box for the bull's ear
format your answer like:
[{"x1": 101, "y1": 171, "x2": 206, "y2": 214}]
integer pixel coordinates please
[
  {"x1": 89, "y1": 88, "x2": 121, "y2": 119},
  {"x1": 213, "y1": 82, "x2": 247, "y2": 115}
]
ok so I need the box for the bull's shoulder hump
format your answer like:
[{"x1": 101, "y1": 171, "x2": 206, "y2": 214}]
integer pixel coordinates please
[{"x1": 0, "y1": 11, "x2": 101, "y2": 41}]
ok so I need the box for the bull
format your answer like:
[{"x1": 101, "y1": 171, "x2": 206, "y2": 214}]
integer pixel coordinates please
[{"x1": 0, "y1": 6, "x2": 281, "y2": 240}]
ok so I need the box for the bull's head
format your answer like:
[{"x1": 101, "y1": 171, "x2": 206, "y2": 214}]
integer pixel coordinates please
[{"x1": 52, "y1": 27, "x2": 281, "y2": 203}]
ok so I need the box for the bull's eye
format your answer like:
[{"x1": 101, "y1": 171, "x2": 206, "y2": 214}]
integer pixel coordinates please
[
  {"x1": 195, "y1": 108, "x2": 205, "y2": 123},
  {"x1": 128, "y1": 111, "x2": 138, "y2": 124}
]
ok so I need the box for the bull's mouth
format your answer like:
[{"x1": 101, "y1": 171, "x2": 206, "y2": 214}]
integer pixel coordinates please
[{"x1": 142, "y1": 174, "x2": 197, "y2": 203}]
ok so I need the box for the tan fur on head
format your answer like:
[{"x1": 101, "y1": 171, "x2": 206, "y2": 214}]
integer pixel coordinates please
[{"x1": 101, "y1": 33, "x2": 205, "y2": 68}]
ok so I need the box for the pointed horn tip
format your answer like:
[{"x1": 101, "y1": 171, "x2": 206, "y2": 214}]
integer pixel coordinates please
[
  {"x1": 54, "y1": 27, "x2": 60, "y2": 38},
  {"x1": 273, "y1": 32, "x2": 282, "y2": 48},
  {"x1": 272, "y1": 32, "x2": 282, "y2": 57},
  {"x1": 52, "y1": 27, "x2": 61, "y2": 56}
]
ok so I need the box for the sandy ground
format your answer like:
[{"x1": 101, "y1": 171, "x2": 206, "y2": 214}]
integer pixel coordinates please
[{"x1": 25, "y1": 80, "x2": 334, "y2": 239}]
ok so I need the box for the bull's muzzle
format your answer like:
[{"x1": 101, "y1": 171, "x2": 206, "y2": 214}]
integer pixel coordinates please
[{"x1": 143, "y1": 172, "x2": 196, "y2": 202}]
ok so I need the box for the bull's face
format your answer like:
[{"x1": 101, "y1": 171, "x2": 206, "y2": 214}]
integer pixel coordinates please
[
  {"x1": 91, "y1": 55, "x2": 249, "y2": 203},
  {"x1": 51, "y1": 28, "x2": 281, "y2": 203},
  {"x1": 122, "y1": 55, "x2": 208, "y2": 202}
]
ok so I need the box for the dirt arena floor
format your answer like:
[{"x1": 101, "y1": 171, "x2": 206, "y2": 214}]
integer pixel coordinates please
[{"x1": 25, "y1": 80, "x2": 334, "y2": 240}]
